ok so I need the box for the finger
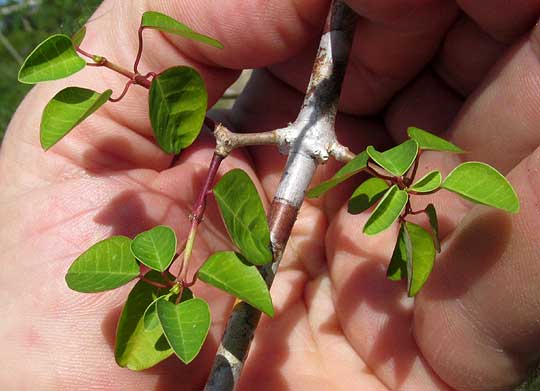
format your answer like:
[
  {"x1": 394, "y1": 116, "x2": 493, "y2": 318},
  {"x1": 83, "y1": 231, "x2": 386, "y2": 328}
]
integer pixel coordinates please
[{"x1": 414, "y1": 146, "x2": 540, "y2": 390}]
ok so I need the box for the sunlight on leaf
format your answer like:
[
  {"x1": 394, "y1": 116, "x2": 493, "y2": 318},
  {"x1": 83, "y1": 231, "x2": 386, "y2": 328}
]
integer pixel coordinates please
[
  {"x1": 40, "y1": 87, "x2": 111, "y2": 150},
  {"x1": 407, "y1": 127, "x2": 463, "y2": 153},
  {"x1": 406, "y1": 222, "x2": 436, "y2": 297},
  {"x1": 143, "y1": 288, "x2": 192, "y2": 331},
  {"x1": 348, "y1": 177, "x2": 389, "y2": 215},
  {"x1": 214, "y1": 169, "x2": 272, "y2": 265},
  {"x1": 131, "y1": 226, "x2": 177, "y2": 272},
  {"x1": 442, "y1": 162, "x2": 519, "y2": 213},
  {"x1": 367, "y1": 140, "x2": 418, "y2": 176},
  {"x1": 199, "y1": 251, "x2": 274, "y2": 317},
  {"x1": 387, "y1": 223, "x2": 412, "y2": 282},
  {"x1": 363, "y1": 185, "x2": 408, "y2": 235},
  {"x1": 18, "y1": 34, "x2": 86, "y2": 84},
  {"x1": 409, "y1": 170, "x2": 442, "y2": 193}
]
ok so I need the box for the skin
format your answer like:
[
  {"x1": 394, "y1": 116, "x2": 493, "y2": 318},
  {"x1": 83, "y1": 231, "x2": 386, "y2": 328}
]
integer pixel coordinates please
[{"x1": 1, "y1": 0, "x2": 540, "y2": 389}]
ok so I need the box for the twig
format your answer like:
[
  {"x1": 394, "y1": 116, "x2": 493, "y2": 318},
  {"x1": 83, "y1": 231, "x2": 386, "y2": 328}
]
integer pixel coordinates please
[{"x1": 204, "y1": 2, "x2": 358, "y2": 389}]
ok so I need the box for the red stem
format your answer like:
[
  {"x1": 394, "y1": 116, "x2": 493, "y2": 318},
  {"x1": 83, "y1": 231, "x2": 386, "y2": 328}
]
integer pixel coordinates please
[
  {"x1": 134, "y1": 26, "x2": 145, "y2": 73},
  {"x1": 140, "y1": 276, "x2": 169, "y2": 289},
  {"x1": 109, "y1": 80, "x2": 135, "y2": 102}
]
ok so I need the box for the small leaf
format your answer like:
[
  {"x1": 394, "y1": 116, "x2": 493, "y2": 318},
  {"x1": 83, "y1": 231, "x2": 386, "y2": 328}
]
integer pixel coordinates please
[
  {"x1": 387, "y1": 223, "x2": 412, "y2": 281},
  {"x1": 407, "y1": 127, "x2": 463, "y2": 153},
  {"x1": 149, "y1": 66, "x2": 208, "y2": 154},
  {"x1": 409, "y1": 170, "x2": 442, "y2": 193},
  {"x1": 406, "y1": 222, "x2": 436, "y2": 297},
  {"x1": 425, "y1": 204, "x2": 441, "y2": 253},
  {"x1": 214, "y1": 169, "x2": 272, "y2": 265},
  {"x1": 363, "y1": 185, "x2": 408, "y2": 235},
  {"x1": 143, "y1": 289, "x2": 193, "y2": 331},
  {"x1": 348, "y1": 177, "x2": 389, "y2": 214},
  {"x1": 18, "y1": 34, "x2": 86, "y2": 84},
  {"x1": 157, "y1": 298, "x2": 211, "y2": 364},
  {"x1": 307, "y1": 151, "x2": 369, "y2": 198},
  {"x1": 40, "y1": 87, "x2": 112, "y2": 150},
  {"x1": 367, "y1": 140, "x2": 419, "y2": 176},
  {"x1": 71, "y1": 26, "x2": 86, "y2": 47},
  {"x1": 65, "y1": 236, "x2": 139, "y2": 293},
  {"x1": 131, "y1": 226, "x2": 177, "y2": 272},
  {"x1": 442, "y1": 162, "x2": 519, "y2": 213},
  {"x1": 198, "y1": 251, "x2": 274, "y2": 317},
  {"x1": 142, "y1": 11, "x2": 224, "y2": 49},
  {"x1": 115, "y1": 271, "x2": 175, "y2": 370}
]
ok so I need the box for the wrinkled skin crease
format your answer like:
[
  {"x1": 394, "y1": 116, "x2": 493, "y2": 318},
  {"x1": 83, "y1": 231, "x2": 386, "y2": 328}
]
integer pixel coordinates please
[{"x1": 2, "y1": 0, "x2": 540, "y2": 390}]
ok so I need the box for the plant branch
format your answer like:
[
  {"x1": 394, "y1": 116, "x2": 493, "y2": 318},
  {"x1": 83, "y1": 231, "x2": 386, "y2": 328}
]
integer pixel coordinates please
[
  {"x1": 205, "y1": 2, "x2": 358, "y2": 389},
  {"x1": 213, "y1": 123, "x2": 280, "y2": 157}
]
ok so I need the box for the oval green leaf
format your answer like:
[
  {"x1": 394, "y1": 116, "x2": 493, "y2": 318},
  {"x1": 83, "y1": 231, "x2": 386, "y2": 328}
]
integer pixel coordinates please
[
  {"x1": 214, "y1": 169, "x2": 272, "y2": 265},
  {"x1": 142, "y1": 11, "x2": 223, "y2": 49},
  {"x1": 18, "y1": 34, "x2": 86, "y2": 84},
  {"x1": 405, "y1": 222, "x2": 436, "y2": 297},
  {"x1": 149, "y1": 66, "x2": 208, "y2": 154},
  {"x1": 199, "y1": 251, "x2": 274, "y2": 317},
  {"x1": 348, "y1": 177, "x2": 389, "y2": 215},
  {"x1": 131, "y1": 226, "x2": 177, "y2": 272},
  {"x1": 40, "y1": 87, "x2": 112, "y2": 150},
  {"x1": 425, "y1": 204, "x2": 441, "y2": 253},
  {"x1": 157, "y1": 298, "x2": 211, "y2": 364},
  {"x1": 367, "y1": 140, "x2": 419, "y2": 176},
  {"x1": 407, "y1": 127, "x2": 463, "y2": 153},
  {"x1": 363, "y1": 185, "x2": 408, "y2": 235},
  {"x1": 143, "y1": 288, "x2": 192, "y2": 331},
  {"x1": 115, "y1": 271, "x2": 175, "y2": 370},
  {"x1": 442, "y1": 162, "x2": 519, "y2": 213},
  {"x1": 307, "y1": 151, "x2": 369, "y2": 198},
  {"x1": 387, "y1": 223, "x2": 412, "y2": 282},
  {"x1": 71, "y1": 26, "x2": 86, "y2": 47},
  {"x1": 409, "y1": 170, "x2": 442, "y2": 193},
  {"x1": 65, "y1": 236, "x2": 139, "y2": 293}
]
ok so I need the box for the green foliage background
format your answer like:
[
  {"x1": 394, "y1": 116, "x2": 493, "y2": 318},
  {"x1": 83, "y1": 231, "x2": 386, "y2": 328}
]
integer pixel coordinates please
[{"x1": 0, "y1": 0, "x2": 102, "y2": 139}]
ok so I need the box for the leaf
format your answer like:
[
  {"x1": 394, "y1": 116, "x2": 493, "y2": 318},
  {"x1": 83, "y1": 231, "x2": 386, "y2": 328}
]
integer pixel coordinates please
[
  {"x1": 409, "y1": 170, "x2": 442, "y2": 193},
  {"x1": 386, "y1": 222, "x2": 436, "y2": 297},
  {"x1": 425, "y1": 204, "x2": 441, "y2": 253},
  {"x1": 348, "y1": 177, "x2": 389, "y2": 215},
  {"x1": 307, "y1": 151, "x2": 369, "y2": 198},
  {"x1": 198, "y1": 251, "x2": 274, "y2": 317},
  {"x1": 143, "y1": 288, "x2": 193, "y2": 331},
  {"x1": 387, "y1": 223, "x2": 412, "y2": 282},
  {"x1": 157, "y1": 298, "x2": 211, "y2": 364},
  {"x1": 405, "y1": 222, "x2": 436, "y2": 297},
  {"x1": 65, "y1": 236, "x2": 139, "y2": 293},
  {"x1": 214, "y1": 169, "x2": 272, "y2": 265},
  {"x1": 115, "y1": 271, "x2": 175, "y2": 370},
  {"x1": 363, "y1": 185, "x2": 408, "y2": 235},
  {"x1": 18, "y1": 34, "x2": 86, "y2": 84},
  {"x1": 40, "y1": 87, "x2": 112, "y2": 150},
  {"x1": 442, "y1": 162, "x2": 519, "y2": 213},
  {"x1": 131, "y1": 226, "x2": 177, "y2": 272},
  {"x1": 142, "y1": 11, "x2": 224, "y2": 49},
  {"x1": 148, "y1": 66, "x2": 208, "y2": 154},
  {"x1": 71, "y1": 26, "x2": 86, "y2": 47},
  {"x1": 407, "y1": 127, "x2": 463, "y2": 153},
  {"x1": 367, "y1": 140, "x2": 419, "y2": 176}
]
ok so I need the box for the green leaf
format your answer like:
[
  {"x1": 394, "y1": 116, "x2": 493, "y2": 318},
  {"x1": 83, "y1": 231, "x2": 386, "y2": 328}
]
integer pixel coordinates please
[
  {"x1": 143, "y1": 288, "x2": 193, "y2": 331},
  {"x1": 425, "y1": 204, "x2": 441, "y2": 253},
  {"x1": 367, "y1": 140, "x2": 419, "y2": 176},
  {"x1": 405, "y1": 222, "x2": 436, "y2": 297},
  {"x1": 442, "y1": 162, "x2": 519, "y2": 213},
  {"x1": 71, "y1": 26, "x2": 86, "y2": 47},
  {"x1": 363, "y1": 185, "x2": 408, "y2": 235},
  {"x1": 409, "y1": 170, "x2": 442, "y2": 193},
  {"x1": 348, "y1": 177, "x2": 389, "y2": 214},
  {"x1": 214, "y1": 169, "x2": 272, "y2": 265},
  {"x1": 387, "y1": 223, "x2": 412, "y2": 282},
  {"x1": 142, "y1": 11, "x2": 224, "y2": 49},
  {"x1": 198, "y1": 251, "x2": 274, "y2": 317},
  {"x1": 149, "y1": 66, "x2": 208, "y2": 154},
  {"x1": 131, "y1": 226, "x2": 177, "y2": 272},
  {"x1": 40, "y1": 87, "x2": 112, "y2": 150},
  {"x1": 157, "y1": 298, "x2": 211, "y2": 364},
  {"x1": 65, "y1": 236, "x2": 139, "y2": 293},
  {"x1": 115, "y1": 271, "x2": 175, "y2": 370},
  {"x1": 407, "y1": 127, "x2": 463, "y2": 153},
  {"x1": 18, "y1": 34, "x2": 86, "y2": 84},
  {"x1": 307, "y1": 151, "x2": 369, "y2": 198}
]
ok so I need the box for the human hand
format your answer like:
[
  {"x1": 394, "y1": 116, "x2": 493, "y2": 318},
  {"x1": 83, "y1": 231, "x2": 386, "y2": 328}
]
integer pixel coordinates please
[{"x1": 1, "y1": 1, "x2": 540, "y2": 390}]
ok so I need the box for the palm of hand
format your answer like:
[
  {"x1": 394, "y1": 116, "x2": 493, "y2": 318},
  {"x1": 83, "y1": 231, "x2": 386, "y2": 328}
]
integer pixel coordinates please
[{"x1": 2, "y1": 1, "x2": 540, "y2": 390}]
